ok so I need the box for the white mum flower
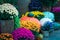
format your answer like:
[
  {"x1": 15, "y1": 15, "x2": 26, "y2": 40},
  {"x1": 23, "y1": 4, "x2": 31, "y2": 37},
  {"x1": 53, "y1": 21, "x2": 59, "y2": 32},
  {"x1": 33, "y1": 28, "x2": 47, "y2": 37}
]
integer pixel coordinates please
[
  {"x1": 40, "y1": 18, "x2": 53, "y2": 26},
  {"x1": 1, "y1": 3, "x2": 19, "y2": 16},
  {"x1": 0, "y1": 5, "x2": 2, "y2": 10},
  {"x1": 0, "y1": 5, "x2": 4, "y2": 13},
  {"x1": 10, "y1": 16, "x2": 13, "y2": 18}
]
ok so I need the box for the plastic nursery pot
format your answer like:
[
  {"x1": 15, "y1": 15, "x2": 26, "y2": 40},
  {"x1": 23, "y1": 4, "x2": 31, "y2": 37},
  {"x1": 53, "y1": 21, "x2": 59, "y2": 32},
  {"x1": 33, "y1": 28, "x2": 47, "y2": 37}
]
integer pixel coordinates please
[{"x1": 0, "y1": 20, "x2": 14, "y2": 33}]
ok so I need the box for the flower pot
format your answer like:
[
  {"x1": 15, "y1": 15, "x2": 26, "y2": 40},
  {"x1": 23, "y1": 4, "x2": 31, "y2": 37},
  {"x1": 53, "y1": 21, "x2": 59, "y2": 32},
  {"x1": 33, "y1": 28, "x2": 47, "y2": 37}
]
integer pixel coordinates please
[{"x1": 0, "y1": 20, "x2": 14, "y2": 33}]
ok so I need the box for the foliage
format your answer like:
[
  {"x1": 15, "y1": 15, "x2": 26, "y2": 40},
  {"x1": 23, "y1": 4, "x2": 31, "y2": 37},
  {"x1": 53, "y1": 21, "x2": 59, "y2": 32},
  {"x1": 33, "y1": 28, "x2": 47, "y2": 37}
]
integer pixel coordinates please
[{"x1": 40, "y1": 0, "x2": 58, "y2": 7}]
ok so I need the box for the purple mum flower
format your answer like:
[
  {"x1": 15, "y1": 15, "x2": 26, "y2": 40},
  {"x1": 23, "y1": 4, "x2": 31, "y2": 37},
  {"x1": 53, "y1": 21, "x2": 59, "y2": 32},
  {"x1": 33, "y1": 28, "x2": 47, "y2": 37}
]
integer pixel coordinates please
[
  {"x1": 52, "y1": 7, "x2": 60, "y2": 12},
  {"x1": 12, "y1": 28, "x2": 35, "y2": 40}
]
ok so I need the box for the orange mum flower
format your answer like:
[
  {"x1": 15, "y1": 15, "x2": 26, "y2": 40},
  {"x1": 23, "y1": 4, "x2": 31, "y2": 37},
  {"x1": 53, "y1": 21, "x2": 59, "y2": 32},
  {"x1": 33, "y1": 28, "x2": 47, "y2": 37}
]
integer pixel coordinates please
[
  {"x1": 0, "y1": 33, "x2": 13, "y2": 40},
  {"x1": 20, "y1": 16, "x2": 41, "y2": 32}
]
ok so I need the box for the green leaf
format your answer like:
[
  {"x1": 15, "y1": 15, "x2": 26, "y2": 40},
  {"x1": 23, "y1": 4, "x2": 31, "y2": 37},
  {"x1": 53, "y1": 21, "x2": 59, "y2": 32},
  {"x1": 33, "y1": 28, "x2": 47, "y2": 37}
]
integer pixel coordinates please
[{"x1": 14, "y1": 16, "x2": 20, "y2": 29}]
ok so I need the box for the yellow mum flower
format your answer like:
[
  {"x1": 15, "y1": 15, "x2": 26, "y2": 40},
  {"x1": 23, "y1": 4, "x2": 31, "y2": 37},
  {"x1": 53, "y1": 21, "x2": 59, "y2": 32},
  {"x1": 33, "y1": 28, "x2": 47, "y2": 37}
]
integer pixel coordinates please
[
  {"x1": 22, "y1": 11, "x2": 44, "y2": 20},
  {"x1": 31, "y1": 11, "x2": 44, "y2": 16},
  {"x1": 20, "y1": 16, "x2": 41, "y2": 32}
]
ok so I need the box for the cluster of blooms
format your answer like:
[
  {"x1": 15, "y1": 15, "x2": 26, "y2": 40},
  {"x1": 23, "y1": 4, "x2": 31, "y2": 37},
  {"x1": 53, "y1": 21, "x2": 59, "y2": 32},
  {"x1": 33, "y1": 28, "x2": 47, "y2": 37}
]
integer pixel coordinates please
[
  {"x1": 22, "y1": 11, "x2": 44, "y2": 20},
  {"x1": 40, "y1": 18, "x2": 53, "y2": 26},
  {"x1": 30, "y1": 11, "x2": 44, "y2": 17},
  {"x1": 0, "y1": 3, "x2": 19, "y2": 20},
  {"x1": 52, "y1": 7, "x2": 60, "y2": 12},
  {"x1": 40, "y1": 18, "x2": 53, "y2": 31},
  {"x1": 24, "y1": 11, "x2": 44, "y2": 17},
  {"x1": 20, "y1": 16, "x2": 41, "y2": 32},
  {"x1": 43, "y1": 11, "x2": 55, "y2": 21},
  {"x1": 52, "y1": 7, "x2": 60, "y2": 21},
  {"x1": 12, "y1": 28, "x2": 35, "y2": 40},
  {"x1": 0, "y1": 3, "x2": 19, "y2": 16},
  {"x1": 0, "y1": 33, "x2": 13, "y2": 40},
  {"x1": 29, "y1": 0, "x2": 42, "y2": 11}
]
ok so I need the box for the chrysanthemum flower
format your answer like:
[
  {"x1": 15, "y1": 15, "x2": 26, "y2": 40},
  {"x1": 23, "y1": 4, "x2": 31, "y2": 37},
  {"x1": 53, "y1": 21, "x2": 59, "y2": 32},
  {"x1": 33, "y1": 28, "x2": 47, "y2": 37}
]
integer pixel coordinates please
[
  {"x1": 20, "y1": 16, "x2": 41, "y2": 32},
  {"x1": 0, "y1": 3, "x2": 19, "y2": 19},
  {"x1": 0, "y1": 33, "x2": 13, "y2": 40},
  {"x1": 12, "y1": 28, "x2": 35, "y2": 40},
  {"x1": 43, "y1": 11, "x2": 55, "y2": 21},
  {"x1": 22, "y1": 11, "x2": 44, "y2": 20},
  {"x1": 40, "y1": 18, "x2": 53, "y2": 26},
  {"x1": 1, "y1": 3, "x2": 19, "y2": 16}
]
